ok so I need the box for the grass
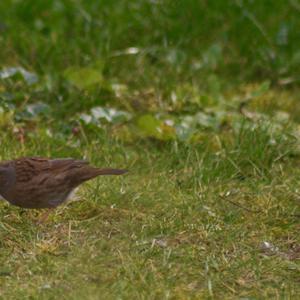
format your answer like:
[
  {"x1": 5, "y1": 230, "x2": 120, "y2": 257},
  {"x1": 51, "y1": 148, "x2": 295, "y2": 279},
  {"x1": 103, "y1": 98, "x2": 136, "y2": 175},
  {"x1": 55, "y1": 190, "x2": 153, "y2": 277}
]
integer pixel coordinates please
[
  {"x1": 0, "y1": 127, "x2": 299, "y2": 299},
  {"x1": 0, "y1": 0, "x2": 300, "y2": 299}
]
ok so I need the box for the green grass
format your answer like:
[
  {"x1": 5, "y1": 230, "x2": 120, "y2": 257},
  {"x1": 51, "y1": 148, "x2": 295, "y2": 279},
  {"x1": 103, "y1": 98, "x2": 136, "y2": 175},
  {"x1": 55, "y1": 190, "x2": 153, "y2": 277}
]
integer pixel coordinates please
[
  {"x1": 0, "y1": 1, "x2": 300, "y2": 299},
  {"x1": 0, "y1": 127, "x2": 299, "y2": 299}
]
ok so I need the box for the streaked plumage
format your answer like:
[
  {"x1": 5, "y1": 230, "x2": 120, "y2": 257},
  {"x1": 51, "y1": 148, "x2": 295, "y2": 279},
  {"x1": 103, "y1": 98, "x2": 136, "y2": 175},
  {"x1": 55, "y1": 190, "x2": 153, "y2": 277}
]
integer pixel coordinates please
[{"x1": 0, "y1": 157, "x2": 127, "y2": 209}]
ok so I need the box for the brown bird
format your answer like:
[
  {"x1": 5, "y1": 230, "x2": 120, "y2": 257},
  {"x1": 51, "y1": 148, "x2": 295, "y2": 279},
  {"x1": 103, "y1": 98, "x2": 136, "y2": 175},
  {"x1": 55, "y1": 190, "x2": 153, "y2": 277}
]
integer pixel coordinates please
[{"x1": 0, "y1": 157, "x2": 127, "y2": 210}]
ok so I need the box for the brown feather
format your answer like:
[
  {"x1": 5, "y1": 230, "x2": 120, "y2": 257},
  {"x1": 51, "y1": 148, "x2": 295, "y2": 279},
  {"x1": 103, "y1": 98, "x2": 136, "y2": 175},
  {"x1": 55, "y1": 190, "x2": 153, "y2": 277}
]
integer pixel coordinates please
[{"x1": 0, "y1": 157, "x2": 127, "y2": 209}]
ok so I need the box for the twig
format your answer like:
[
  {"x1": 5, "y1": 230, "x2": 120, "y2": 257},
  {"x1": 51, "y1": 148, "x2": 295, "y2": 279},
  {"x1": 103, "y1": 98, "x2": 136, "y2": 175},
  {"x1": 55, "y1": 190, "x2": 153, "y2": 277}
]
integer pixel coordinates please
[{"x1": 220, "y1": 194, "x2": 262, "y2": 213}]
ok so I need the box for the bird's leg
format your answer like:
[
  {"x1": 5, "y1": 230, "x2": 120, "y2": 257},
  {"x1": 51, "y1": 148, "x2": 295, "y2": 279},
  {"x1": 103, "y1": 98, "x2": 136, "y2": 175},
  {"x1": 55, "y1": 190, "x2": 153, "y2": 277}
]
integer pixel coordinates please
[{"x1": 37, "y1": 209, "x2": 53, "y2": 224}]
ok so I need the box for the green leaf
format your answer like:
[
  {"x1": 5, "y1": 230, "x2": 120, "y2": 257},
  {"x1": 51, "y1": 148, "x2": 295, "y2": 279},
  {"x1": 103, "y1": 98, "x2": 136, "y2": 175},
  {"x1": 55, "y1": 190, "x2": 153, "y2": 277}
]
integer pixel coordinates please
[
  {"x1": 137, "y1": 114, "x2": 162, "y2": 138},
  {"x1": 63, "y1": 67, "x2": 103, "y2": 89},
  {"x1": 136, "y1": 114, "x2": 176, "y2": 140}
]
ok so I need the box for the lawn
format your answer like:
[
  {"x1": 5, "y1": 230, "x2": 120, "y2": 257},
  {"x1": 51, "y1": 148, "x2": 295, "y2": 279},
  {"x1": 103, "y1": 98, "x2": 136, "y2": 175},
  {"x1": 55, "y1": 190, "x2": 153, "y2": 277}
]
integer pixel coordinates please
[{"x1": 0, "y1": 1, "x2": 299, "y2": 299}]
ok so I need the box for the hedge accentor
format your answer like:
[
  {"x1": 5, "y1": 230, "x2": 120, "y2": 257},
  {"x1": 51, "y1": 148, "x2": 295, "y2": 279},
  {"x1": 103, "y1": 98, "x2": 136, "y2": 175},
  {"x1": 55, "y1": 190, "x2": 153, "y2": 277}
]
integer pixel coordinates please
[{"x1": 0, "y1": 157, "x2": 127, "y2": 209}]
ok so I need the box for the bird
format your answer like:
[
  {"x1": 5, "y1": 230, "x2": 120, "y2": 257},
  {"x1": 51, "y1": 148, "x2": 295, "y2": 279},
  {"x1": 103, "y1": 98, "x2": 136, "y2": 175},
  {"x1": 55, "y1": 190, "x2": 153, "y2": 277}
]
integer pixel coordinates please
[{"x1": 0, "y1": 157, "x2": 127, "y2": 211}]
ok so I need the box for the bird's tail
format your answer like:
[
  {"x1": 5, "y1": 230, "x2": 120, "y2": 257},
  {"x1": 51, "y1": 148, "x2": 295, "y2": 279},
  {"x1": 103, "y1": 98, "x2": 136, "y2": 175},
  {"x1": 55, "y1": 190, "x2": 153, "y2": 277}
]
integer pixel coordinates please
[
  {"x1": 69, "y1": 166, "x2": 128, "y2": 185},
  {"x1": 80, "y1": 167, "x2": 128, "y2": 181},
  {"x1": 93, "y1": 168, "x2": 128, "y2": 176}
]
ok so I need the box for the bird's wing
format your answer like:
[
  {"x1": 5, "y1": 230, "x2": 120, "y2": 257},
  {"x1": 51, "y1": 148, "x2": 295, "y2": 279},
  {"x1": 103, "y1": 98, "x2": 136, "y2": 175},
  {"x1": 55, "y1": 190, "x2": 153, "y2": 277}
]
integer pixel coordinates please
[
  {"x1": 50, "y1": 158, "x2": 88, "y2": 171},
  {"x1": 13, "y1": 157, "x2": 48, "y2": 182},
  {"x1": 13, "y1": 157, "x2": 88, "y2": 182}
]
